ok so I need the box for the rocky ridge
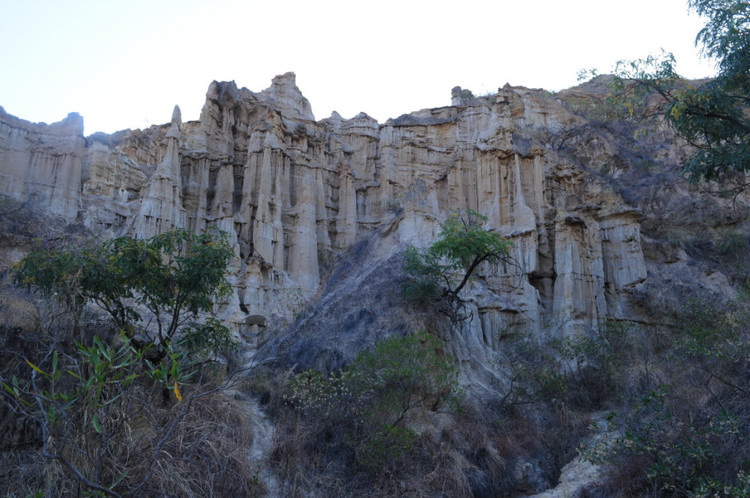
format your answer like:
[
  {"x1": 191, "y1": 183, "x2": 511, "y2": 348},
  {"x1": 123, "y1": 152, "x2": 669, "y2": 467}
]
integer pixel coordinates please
[{"x1": 0, "y1": 73, "x2": 735, "y2": 378}]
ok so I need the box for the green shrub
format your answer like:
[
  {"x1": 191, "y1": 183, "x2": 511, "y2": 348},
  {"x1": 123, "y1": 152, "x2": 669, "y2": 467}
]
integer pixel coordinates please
[
  {"x1": 14, "y1": 228, "x2": 235, "y2": 360},
  {"x1": 356, "y1": 424, "x2": 418, "y2": 470},
  {"x1": 286, "y1": 331, "x2": 458, "y2": 471},
  {"x1": 1, "y1": 332, "x2": 251, "y2": 496},
  {"x1": 501, "y1": 322, "x2": 628, "y2": 410},
  {"x1": 1, "y1": 228, "x2": 249, "y2": 495},
  {"x1": 586, "y1": 296, "x2": 750, "y2": 496}
]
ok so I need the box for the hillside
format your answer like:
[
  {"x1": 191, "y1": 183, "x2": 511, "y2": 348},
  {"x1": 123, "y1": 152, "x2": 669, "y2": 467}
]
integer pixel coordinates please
[{"x1": 1, "y1": 73, "x2": 748, "y2": 497}]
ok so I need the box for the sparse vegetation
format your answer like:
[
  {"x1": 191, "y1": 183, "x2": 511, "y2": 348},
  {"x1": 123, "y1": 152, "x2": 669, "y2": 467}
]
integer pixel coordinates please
[
  {"x1": 577, "y1": 0, "x2": 750, "y2": 190},
  {"x1": 281, "y1": 332, "x2": 458, "y2": 476},
  {"x1": 0, "y1": 228, "x2": 258, "y2": 497},
  {"x1": 1, "y1": 332, "x2": 259, "y2": 496},
  {"x1": 500, "y1": 322, "x2": 630, "y2": 411},
  {"x1": 582, "y1": 294, "x2": 750, "y2": 497}
]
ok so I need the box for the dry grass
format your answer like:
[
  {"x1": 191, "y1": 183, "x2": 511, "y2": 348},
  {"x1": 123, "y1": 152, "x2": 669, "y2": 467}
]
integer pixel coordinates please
[
  {"x1": 0, "y1": 309, "x2": 265, "y2": 498},
  {"x1": 1, "y1": 383, "x2": 264, "y2": 497}
]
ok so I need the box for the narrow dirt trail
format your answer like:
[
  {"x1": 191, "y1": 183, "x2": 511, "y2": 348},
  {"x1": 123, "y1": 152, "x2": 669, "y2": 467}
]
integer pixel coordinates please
[{"x1": 223, "y1": 385, "x2": 280, "y2": 497}]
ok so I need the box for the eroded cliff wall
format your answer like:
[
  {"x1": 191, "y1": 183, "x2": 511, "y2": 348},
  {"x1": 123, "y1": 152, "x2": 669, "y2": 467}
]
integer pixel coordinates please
[
  {"x1": 1, "y1": 73, "x2": 724, "y2": 367},
  {"x1": 0, "y1": 108, "x2": 84, "y2": 219}
]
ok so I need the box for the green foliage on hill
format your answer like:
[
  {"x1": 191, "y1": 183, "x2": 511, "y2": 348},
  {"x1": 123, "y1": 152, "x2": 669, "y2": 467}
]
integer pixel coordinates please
[
  {"x1": 15, "y1": 228, "x2": 235, "y2": 360},
  {"x1": 607, "y1": 0, "x2": 750, "y2": 186},
  {"x1": 286, "y1": 331, "x2": 458, "y2": 471},
  {"x1": 1, "y1": 228, "x2": 253, "y2": 496},
  {"x1": 1, "y1": 329, "x2": 259, "y2": 496},
  {"x1": 582, "y1": 294, "x2": 750, "y2": 496}
]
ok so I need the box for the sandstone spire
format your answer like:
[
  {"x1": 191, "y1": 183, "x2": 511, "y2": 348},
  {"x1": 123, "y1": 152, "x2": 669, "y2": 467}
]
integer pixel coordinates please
[{"x1": 132, "y1": 105, "x2": 187, "y2": 238}]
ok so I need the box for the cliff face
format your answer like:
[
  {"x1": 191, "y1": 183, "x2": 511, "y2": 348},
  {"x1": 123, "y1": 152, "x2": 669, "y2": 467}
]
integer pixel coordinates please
[
  {"x1": 0, "y1": 73, "x2": 731, "y2": 371},
  {"x1": 0, "y1": 108, "x2": 84, "y2": 219}
]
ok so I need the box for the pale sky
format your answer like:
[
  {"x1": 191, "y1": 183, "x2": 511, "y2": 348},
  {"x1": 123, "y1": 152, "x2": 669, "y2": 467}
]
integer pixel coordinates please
[{"x1": 0, "y1": 0, "x2": 717, "y2": 135}]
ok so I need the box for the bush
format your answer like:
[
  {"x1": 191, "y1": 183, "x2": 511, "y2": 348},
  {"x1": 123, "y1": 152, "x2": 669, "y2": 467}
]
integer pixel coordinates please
[
  {"x1": 1, "y1": 228, "x2": 247, "y2": 496},
  {"x1": 586, "y1": 296, "x2": 750, "y2": 496},
  {"x1": 1, "y1": 331, "x2": 260, "y2": 496},
  {"x1": 501, "y1": 322, "x2": 628, "y2": 410},
  {"x1": 14, "y1": 228, "x2": 235, "y2": 360},
  {"x1": 285, "y1": 331, "x2": 458, "y2": 473}
]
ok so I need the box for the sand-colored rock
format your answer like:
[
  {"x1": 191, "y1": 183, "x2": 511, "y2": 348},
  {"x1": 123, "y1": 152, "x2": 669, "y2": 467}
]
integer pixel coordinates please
[
  {"x1": 0, "y1": 107, "x2": 84, "y2": 219},
  {"x1": 132, "y1": 106, "x2": 187, "y2": 239},
  {"x1": 0, "y1": 73, "x2": 723, "y2": 344}
]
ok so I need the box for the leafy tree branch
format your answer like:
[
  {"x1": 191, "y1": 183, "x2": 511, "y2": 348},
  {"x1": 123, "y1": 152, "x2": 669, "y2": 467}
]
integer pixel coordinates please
[
  {"x1": 14, "y1": 228, "x2": 235, "y2": 361},
  {"x1": 403, "y1": 210, "x2": 513, "y2": 318},
  {"x1": 603, "y1": 0, "x2": 750, "y2": 186}
]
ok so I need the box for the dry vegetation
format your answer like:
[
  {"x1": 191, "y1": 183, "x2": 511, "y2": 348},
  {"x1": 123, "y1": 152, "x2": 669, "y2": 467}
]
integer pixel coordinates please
[
  {"x1": 0, "y1": 299, "x2": 264, "y2": 497},
  {"x1": 0, "y1": 200, "x2": 263, "y2": 497}
]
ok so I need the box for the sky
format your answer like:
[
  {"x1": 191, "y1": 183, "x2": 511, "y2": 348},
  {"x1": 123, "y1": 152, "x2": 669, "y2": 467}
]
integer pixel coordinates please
[{"x1": 0, "y1": 0, "x2": 718, "y2": 135}]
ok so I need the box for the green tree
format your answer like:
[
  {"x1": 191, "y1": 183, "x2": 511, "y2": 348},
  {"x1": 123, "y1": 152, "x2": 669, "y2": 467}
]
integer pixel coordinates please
[
  {"x1": 15, "y1": 228, "x2": 235, "y2": 360},
  {"x1": 403, "y1": 210, "x2": 512, "y2": 316},
  {"x1": 2, "y1": 229, "x2": 258, "y2": 496},
  {"x1": 610, "y1": 0, "x2": 750, "y2": 186}
]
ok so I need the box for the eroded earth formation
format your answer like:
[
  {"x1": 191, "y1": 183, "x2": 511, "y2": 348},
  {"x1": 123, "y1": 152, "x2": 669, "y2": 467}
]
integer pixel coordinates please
[
  {"x1": 2, "y1": 74, "x2": 733, "y2": 374},
  {"x1": 5, "y1": 72, "x2": 749, "y2": 496}
]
